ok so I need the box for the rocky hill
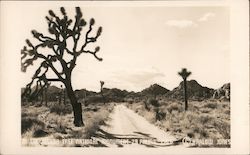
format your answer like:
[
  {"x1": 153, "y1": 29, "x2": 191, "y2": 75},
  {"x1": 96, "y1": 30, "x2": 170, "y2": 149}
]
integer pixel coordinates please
[
  {"x1": 22, "y1": 81, "x2": 230, "y2": 103},
  {"x1": 75, "y1": 89, "x2": 97, "y2": 98},
  {"x1": 167, "y1": 80, "x2": 214, "y2": 100},
  {"x1": 213, "y1": 83, "x2": 230, "y2": 100},
  {"x1": 139, "y1": 84, "x2": 169, "y2": 97}
]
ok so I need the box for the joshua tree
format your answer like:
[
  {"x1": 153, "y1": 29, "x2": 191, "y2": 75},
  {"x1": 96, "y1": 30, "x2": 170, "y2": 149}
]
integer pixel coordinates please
[
  {"x1": 21, "y1": 7, "x2": 103, "y2": 126},
  {"x1": 178, "y1": 68, "x2": 191, "y2": 111},
  {"x1": 44, "y1": 83, "x2": 49, "y2": 106},
  {"x1": 100, "y1": 81, "x2": 105, "y2": 103}
]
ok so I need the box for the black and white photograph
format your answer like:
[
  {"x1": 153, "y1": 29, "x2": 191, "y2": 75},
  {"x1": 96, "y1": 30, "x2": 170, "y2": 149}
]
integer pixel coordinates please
[{"x1": 0, "y1": 0, "x2": 249, "y2": 154}]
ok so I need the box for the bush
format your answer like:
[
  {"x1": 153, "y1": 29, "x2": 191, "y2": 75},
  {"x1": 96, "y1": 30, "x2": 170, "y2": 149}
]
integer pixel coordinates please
[
  {"x1": 167, "y1": 102, "x2": 182, "y2": 113},
  {"x1": 213, "y1": 120, "x2": 230, "y2": 139},
  {"x1": 143, "y1": 100, "x2": 150, "y2": 111},
  {"x1": 21, "y1": 116, "x2": 45, "y2": 134},
  {"x1": 155, "y1": 111, "x2": 166, "y2": 121},
  {"x1": 84, "y1": 110, "x2": 109, "y2": 138},
  {"x1": 86, "y1": 95, "x2": 106, "y2": 103},
  {"x1": 203, "y1": 102, "x2": 217, "y2": 109},
  {"x1": 127, "y1": 99, "x2": 134, "y2": 104},
  {"x1": 198, "y1": 114, "x2": 213, "y2": 125},
  {"x1": 148, "y1": 98, "x2": 159, "y2": 107},
  {"x1": 200, "y1": 108, "x2": 211, "y2": 113},
  {"x1": 224, "y1": 109, "x2": 230, "y2": 115},
  {"x1": 22, "y1": 116, "x2": 48, "y2": 138},
  {"x1": 54, "y1": 119, "x2": 68, "y2": 134},
  {"x1": 50, "y1": 104, "x2": 72, "y2": 115}
]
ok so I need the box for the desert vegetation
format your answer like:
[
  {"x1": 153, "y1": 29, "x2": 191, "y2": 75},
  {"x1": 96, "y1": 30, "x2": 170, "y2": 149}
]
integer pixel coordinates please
[
  {"x1": 126, "y1": 98, "x2": 230, "y2": 147},
  {"x1": 21, "y1": 79, "x2": 230, "y2": 147},
  {"x1": 21, "y1": 101, "x2": 114, "y2": 146}
]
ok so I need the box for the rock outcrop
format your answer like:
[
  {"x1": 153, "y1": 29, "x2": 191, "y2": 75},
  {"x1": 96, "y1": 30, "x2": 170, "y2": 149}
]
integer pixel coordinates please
[
  {"x1": 168, "y1": 80, "x2": 214, "y2": 100},
  {"x1": 213, "y1": 83, "x2": 230, "y2": 100}
]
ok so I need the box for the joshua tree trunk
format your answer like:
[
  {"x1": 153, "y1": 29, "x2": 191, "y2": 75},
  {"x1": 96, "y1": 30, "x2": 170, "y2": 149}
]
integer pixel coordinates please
[
  {"x1": 45, "y1": 88, "x2": 48, "y2": 106},
  {"x1": 63, "y1": 88, "x2": 66, "y2": 105},
  {"x1": 178, "y1": 68, "x2": 191, "y2": 111},
  {"x1": 183, "y1": 79, "x2": 188, "y2": 111},
  {"x1": 65, "y1": 81, "x2": 84, "y2": 127},
  {"x1": 40, "y1": 89, "x2": 44, "y2": 105}
]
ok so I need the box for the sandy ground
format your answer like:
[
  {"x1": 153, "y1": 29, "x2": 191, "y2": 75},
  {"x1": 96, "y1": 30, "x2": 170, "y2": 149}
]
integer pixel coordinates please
[{"x1": 97, "y1": 104, "x2": 185, "y2": 147}]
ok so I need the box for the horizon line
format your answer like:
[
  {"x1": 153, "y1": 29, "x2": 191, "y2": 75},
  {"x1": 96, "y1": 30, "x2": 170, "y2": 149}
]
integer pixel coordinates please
[{"x1": 21, "y1": 79, "x2": 230, "y2": 93}]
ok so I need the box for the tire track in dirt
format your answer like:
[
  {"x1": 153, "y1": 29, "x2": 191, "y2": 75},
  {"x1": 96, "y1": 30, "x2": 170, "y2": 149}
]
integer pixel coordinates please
[{"x1": 97, "y1": 104, "x2": 185, "y2": 147}]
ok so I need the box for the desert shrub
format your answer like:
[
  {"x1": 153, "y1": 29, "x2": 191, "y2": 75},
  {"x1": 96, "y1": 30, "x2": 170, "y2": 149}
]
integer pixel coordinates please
[
  {"x1": 126, "y1": 98, "x2": 134, "y2": 104},
  {"x1": 54, "y1": 119, "x2": 68, "y2": 134},
  {"x1": 213, "y1": 120, "x2": 230, "y2": 139},
  {"x1": 179, "y1": 111, "x2": 196, "y2": 128},
  {"x1": 198, "y1": 114, "x2": 214, "y2": 125},
  {"x1": 200, "y1": 107, "x2": 211, "y2": 113},
  {"x1": 50, "y1": 104, "x2": 72, "y2": 115},
  {"x1": 191, "y1": 124, "x2": 209, "y2": 139},
  {"x1": 224, "y1": 109, "x2": 230, "y2": 115},
  {"x1": 84, "y1": 109, "x2": 110, "y2": 138},
  {"x1": 187, "y1": 132, "x2": 195, "y2": 138},
  {"x1": 143, "y1": 100, "x2": 150, "y2": 111},
  {"x1": 203, "y1": 102, "x2": 217, "y2": 109},
  {"x1": 148, "y1": 98, "x2": 159, "y2": 107},
  {"x1": 221, "y1": 102, "x2": 230, "y2": 108},
  {"x1": 86, "y1": 95, "x2": 104, "y2": 103},
  {"x1": 162, "y1": 120, "x2": 171, "y2": 131},
  {"x1": 133, "y1": 103, "x2": 145, "y2": 114},
  {"x1": 167, "y1": 102, "x2": 182, "y2": 113},
  {"x1": 33, "y1": 129, "x2": 48, "y2": 137},
  {"x1": 85, "y1": 107, "x2": 99, "y2": 112},
  {"x1": 21, "y1": 116, "x2": 45, "y2": 134},
  {"x1": 21, "y1": 116, "x2": 48, "y2": 138},
  {"x1": 143, "y1": 110, "x2": 157, "y2": 124},
  {"x1": 84, "y1": 120, "x2": 101, "y2": 138},
  {"x1": 155, "y1": 109, "x2": 166, "y2": 121}
]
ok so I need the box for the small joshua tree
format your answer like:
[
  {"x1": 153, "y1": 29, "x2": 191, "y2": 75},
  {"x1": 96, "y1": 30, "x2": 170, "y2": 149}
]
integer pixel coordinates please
[
  {"x1": 21, "y1": 7, "x2": 103, "y2": 126},
  {"x1": 178, "y1": 68, "x2": 191, "y2": 111},
  {"x1": 100, "y1": 81, "x2": 105, "y2": 103}
]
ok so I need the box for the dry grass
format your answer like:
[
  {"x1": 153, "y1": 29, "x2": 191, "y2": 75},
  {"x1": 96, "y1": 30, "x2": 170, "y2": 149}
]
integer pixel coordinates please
[
  {"x1": 21, "y1": 101, "x2": 115, "y2": 145},
  {"x1": 50, "y1": 103, "x2": 72, "y2": 115},
  {"x1": 126, "y1": 99, "x2": 230, "y2": 142},
  {"x1": 21, "y1": 116, "x2": 46, "y2": 138}
]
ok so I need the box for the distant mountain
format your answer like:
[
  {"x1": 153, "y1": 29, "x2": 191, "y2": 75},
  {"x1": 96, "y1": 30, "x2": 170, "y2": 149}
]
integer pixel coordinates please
[
  {"x1": 75, "y1": 87, "x2": 130, "y2": 103},
  {"x1": 75, "y1": 88, "x2": 97, "y2": 98},
  {"x1": 167, "y1": 80, "x2": 214, "y2": 100},
  {"x1": 22, "y1": 81, "x2": 230, "y2": 103},
  {"x1": 47, "y1": 85, "x2": 62, "y2": 94},
  {"x1": 102, "y1": 88, "x2": 129, "y2": 98},
  {"x1": 213, "y1": 83, "x2": 230, "y2": 100},
  {"x1": 22, "y1": 85, "x2": 62, "y2": 101},
  {"x1": 139, "y1": 84, "x2": 169, "y2": 97},
  {"x1": 22, "y1": 85, "x2": 61, "y2": 94}
]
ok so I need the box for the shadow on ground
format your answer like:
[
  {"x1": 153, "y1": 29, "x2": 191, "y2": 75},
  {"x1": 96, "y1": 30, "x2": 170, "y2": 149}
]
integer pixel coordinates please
[{"x1": 91, "y1": 128, "x2": 183, "y2": 147}]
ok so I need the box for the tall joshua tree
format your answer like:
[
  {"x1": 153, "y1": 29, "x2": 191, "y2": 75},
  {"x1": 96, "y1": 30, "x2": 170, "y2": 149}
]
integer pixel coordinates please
[
  {"x1": 21, "y1": 7, "x2": 103, "y2": 127},
  {"x1": 178, "y1": 68, "x2": 191, "y2": 111}
]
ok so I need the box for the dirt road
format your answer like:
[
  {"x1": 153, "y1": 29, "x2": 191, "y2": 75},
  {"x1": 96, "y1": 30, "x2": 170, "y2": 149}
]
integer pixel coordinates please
[{"x1": 97, "y1": 104, "x2": 183, "y2": 147}]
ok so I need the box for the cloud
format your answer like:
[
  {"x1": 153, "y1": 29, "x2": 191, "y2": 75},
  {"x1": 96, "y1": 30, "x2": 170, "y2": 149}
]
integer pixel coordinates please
[
  {"x1": 165, "y1": 12, "x2": 216, "y2": 29},
  {"x1": 111, "y1": 68, "x2": 166, "y2": 91},
  {"x1": 198, "y1": 12, "x2": 215, "y2": 22},
  {"x1": 165, "y1": 20, "x2": 198, "y2": 28}
]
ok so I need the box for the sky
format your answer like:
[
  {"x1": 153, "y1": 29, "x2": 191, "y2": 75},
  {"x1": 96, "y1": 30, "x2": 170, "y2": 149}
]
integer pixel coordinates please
[{"x1": 4, "y1": 3, "x2": 230, "y2": 92}]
